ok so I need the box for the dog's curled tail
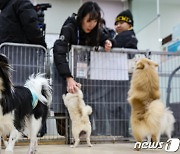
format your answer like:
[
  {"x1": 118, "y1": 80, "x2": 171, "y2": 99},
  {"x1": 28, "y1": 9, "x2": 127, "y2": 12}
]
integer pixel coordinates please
[
  {"x1": 83, "y1": 105, "x2": 92, "y2": 116},
  {"x1": 81, "y1": 105, "x2": 92, "y2": 122},
  {"x1": 161, "y1": 107, "x2": 176, "y2": 134},
  {"x1": 24, "y1": 73, "x2": 52, "y2": 106},
  {"x1": 164, "y1": 108, "x2": 176, "y2": 123},
  {"x1": 146, "y1": 99, "x2": 165, "y2": 132}
]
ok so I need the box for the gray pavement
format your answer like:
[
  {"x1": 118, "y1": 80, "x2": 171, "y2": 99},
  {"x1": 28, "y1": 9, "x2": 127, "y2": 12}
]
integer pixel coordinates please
[{"x1": 2, "y1": 143, "x2": 180, "y2": 154}]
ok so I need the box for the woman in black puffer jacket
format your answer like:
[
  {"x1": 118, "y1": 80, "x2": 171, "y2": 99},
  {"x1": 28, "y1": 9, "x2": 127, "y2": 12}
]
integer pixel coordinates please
[
  {"x1": 53, "y1": 1, "x2": 113, "y2": 93},
  {"x1": 0, "y1": 0, "x2": 46, "y2": 48}
]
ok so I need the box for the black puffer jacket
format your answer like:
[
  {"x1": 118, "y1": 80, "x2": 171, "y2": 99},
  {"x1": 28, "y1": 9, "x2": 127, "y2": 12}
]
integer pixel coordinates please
[
  {"x1": 114, "y1": 29, "x2": 138, "y2": 49},
  {"x1": 0, "y1": 0, "x2": 46, "y2": 47},
  {"x1": 53, "y1": 16, "x2": 111, "y2": 78}
]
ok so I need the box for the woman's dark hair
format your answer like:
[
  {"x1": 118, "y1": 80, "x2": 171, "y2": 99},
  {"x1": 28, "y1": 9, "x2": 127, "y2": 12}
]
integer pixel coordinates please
[{"x1": 77, "y1": 1, "x2": 102, "y2": 46}]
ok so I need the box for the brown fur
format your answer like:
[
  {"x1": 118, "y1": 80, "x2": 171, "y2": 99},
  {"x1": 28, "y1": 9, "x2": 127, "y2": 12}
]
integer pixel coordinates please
[
  {"x1": 128, "y1": 58, "x2": 164, "y2": 146},
  {"x1": 128, "y1": 58, "x2": 160, "y2": 104}
]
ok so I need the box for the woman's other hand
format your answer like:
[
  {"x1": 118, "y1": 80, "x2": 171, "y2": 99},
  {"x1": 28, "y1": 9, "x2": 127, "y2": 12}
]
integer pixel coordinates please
[{"x1": 104, "y1": 40, "x2": 112, "y2": 52}]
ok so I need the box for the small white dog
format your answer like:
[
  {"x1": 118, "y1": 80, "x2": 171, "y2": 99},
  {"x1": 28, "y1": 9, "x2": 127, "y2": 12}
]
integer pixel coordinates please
[{"x1": 62, "y1": 87, "x2": 92, "y2": 148}]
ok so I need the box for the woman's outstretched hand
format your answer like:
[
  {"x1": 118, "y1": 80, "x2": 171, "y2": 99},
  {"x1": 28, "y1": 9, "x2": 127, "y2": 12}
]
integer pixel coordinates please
[{"x1": 66, "y1": 77, "x2": 81, "y2": 93}]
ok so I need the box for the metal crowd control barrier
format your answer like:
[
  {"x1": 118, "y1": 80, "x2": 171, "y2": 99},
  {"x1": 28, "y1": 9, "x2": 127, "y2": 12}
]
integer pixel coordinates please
[
  {"x1": 66, "y1": 45, "x2": 180, "y2": 143},
  {"x1": 0, "y1": 42, "x2": 46, "y2": 85},
  {"x1": 0, "y1": 42, "x2": 66, "y2": 144},
  {"x1": 1, "y1": 43, "x2": 179, "y2": 144},
  {"x1": 166, "y1": 66, "x2": 180, "y2": 137}
]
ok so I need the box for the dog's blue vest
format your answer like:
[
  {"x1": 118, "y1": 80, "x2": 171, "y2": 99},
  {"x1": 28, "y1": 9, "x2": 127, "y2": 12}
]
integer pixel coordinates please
[{"x1": 29, "y1": 89, "x2": 38, "y2": 109}]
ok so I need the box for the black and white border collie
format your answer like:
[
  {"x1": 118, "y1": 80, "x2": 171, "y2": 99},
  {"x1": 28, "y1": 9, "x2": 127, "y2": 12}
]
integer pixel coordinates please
[{"x1": 0, "y1": 54, "x2": 52, "y2": 154}]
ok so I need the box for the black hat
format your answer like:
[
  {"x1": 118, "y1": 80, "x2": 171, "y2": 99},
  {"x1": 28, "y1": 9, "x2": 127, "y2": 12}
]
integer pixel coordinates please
[{"x1": 115, "y1": 9, "x2": 133, "y2": 26}]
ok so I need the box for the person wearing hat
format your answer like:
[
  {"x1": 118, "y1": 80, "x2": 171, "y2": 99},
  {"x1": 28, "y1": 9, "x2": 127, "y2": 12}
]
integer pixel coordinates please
[{"x1": 114, "y1": 9, "x2": 138, "y2": 53}]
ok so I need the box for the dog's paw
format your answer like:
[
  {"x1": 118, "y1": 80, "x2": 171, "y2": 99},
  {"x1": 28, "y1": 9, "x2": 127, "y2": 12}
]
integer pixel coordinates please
[
  {"x1": 28, "y1": 148, "x2": 36, "y2": 154},
  {"x1": 70, "y1": 145, "x2": 76, "y2": 148},
  {"x1": 5, "y1": 147, "x2": 13, "y2": 153},
  {"x1": 134, "y1": 146, "x2": 140, "y2": 151},
  {"x1": 88, "y1": 144, "x2": 93, "y2": 147}
]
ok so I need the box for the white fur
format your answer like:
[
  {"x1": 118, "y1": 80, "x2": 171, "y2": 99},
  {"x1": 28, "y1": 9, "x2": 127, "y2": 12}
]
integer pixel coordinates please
[
  {"x1": 0, "y1": 107, "x2": 15, "y2": 136},
  {"x1": 0, "y1": 104, "x2": 17, "y2": 153},
  {"x1": 159, "y1": 107, "x2": 175, "y2": 140},
  {"x1": 25, "y1": 73, "x2": 52, "y2": 106},
  {"x1": 5, "y1": 129, "x2": 20, "y2": 152},
  {"x1": 62, "y1": 88, "x2": 92, "y2": 148},
  {"x1": 28, "y1": 116, "x2": 42, "y2": 154},
  {"x1": 147, "y1": 107, "x2": 175, "y2": 142}
]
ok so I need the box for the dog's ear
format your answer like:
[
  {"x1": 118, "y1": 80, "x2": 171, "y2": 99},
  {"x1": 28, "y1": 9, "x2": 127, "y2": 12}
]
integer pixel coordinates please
[
  {"x1": 78, "y1": 83, "x2": 81, "y2": 89},
  {"x1": 0, "y1": 54, "x2": 13, "y2": 92},
  {"x1": 136, "y1": 61, "x2": 144, "y2": 69},
  {"x1": 74, "y1": 86, "x2": 84, "y2": 98},
  {"x1": 0, "y1": 54, "x2": 8, "y2": 65},
  {"x1": 147, "y1": 58, "x2": 158, "y2": 67},
  {"x1": 62, "y1": 94, "x2": 65, "y2": 100},
  {"x1": 154, "y1": 62, "x2": 158, "y2": 67},
  {"x1": 0, "y1": 54, "x2": 11, "y2": 71}
]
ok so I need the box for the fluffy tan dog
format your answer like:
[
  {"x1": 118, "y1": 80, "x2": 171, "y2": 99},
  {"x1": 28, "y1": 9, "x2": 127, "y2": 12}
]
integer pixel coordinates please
[
  {"x1": 62, "y1": 88, "x2": 92, "y2": 148},
  {"x1": 128, "y1": 58, "x2": 175, "y2": 149}
]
